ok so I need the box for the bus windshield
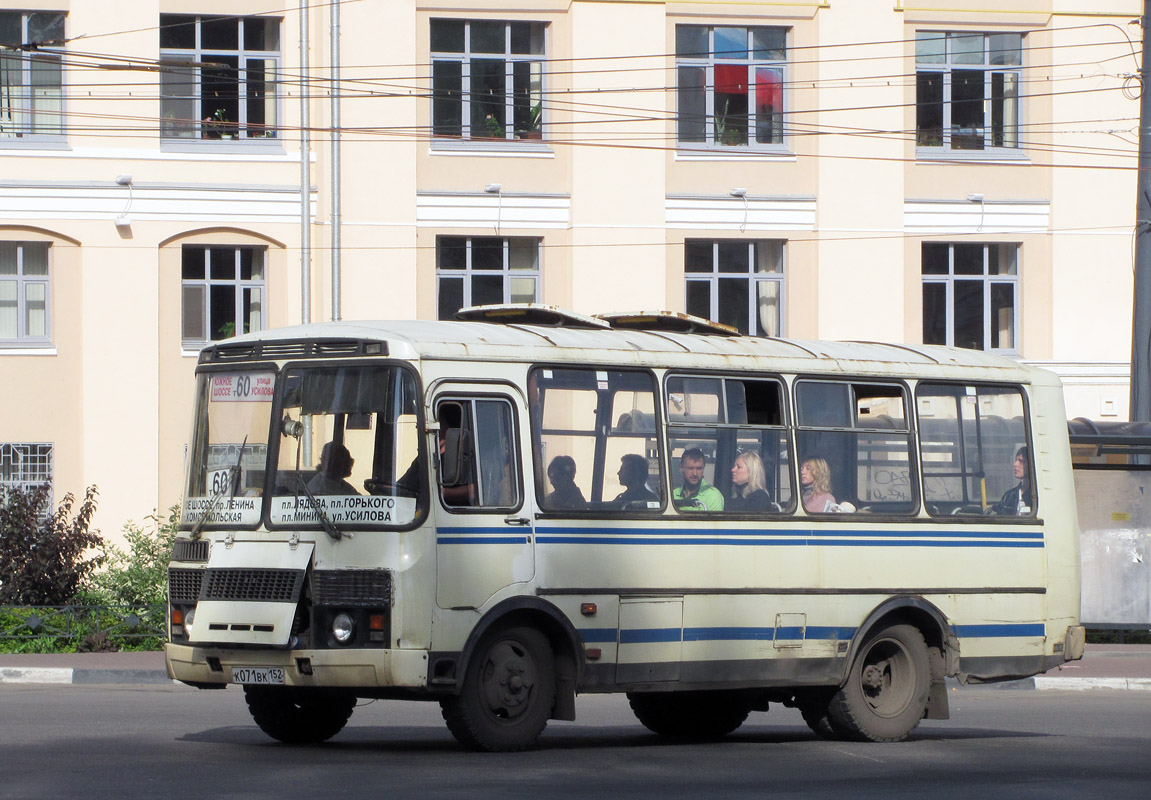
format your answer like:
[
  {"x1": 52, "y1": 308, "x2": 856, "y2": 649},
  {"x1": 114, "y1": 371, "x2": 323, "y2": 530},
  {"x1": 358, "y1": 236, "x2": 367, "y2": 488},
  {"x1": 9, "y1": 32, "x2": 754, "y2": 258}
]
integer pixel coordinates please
[
  {"x1": 269, "y1": 364, "x2": 425, "y2": 529},
  {"x1": 182, "y1": 370, "x2": 277, "y2": 528}
]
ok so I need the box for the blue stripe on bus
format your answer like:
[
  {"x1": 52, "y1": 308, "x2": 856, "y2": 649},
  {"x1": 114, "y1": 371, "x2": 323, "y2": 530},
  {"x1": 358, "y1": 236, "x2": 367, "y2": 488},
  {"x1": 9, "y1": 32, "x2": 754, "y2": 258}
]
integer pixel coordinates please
[
  {"x1": 584, "y1": 624, "x2": 1041, "y2": 645},
  {"x1": 435, "y1": 526, "x2": 1043, "y2": 548},
  {"x1": 952, "y1": 623, "x2": 1045, "y2": 638},
  {"x1": 535, "y1": 535, "x2": 1042, "y2": 549},
  {"x1": 437, "y1": 536, "x2": 530, "y2": 545},
  {"x1": 534, "y1": 524, "x2": 1049, "y2": 545}
]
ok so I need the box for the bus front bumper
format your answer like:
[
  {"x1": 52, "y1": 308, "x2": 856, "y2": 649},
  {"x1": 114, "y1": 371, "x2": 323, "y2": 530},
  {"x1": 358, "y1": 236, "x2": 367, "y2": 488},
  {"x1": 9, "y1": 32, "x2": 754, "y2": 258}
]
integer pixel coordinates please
[{"x1": 165, "y1": 643, "x2": 430, "y2": 689}]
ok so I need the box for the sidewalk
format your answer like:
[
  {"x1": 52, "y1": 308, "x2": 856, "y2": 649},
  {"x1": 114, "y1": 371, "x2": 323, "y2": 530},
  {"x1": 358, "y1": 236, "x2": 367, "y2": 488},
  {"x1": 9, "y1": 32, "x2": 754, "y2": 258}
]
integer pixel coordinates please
[{"x1": 1, "y1": 644, "x2": 1149, "y2": 689}]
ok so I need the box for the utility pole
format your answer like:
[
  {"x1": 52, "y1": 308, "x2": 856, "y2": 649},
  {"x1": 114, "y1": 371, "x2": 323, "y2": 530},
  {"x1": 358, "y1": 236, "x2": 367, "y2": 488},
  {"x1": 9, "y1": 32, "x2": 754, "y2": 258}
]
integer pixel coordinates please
[{"x1": 1133, "y1": 0, "x2": 1151, "y2": 422}]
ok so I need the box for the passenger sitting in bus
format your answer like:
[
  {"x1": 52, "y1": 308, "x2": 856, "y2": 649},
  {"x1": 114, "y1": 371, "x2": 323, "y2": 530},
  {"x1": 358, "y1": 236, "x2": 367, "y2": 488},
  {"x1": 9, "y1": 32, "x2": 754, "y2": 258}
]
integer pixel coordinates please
[
  {"x1": 673, "y1": 448, "x2": 724, "y2": 511},
  {"x1": 544, "y1": 455, "x2": 586, "y2": 510},
  {"x1": 800, "y1": 457, "x2": 836, "y2": 513},
  {"x1": 307, "y1": 441, "x2": 359, "y2": 495},
  {"x1": 992, "y1": 446, "x2": 1032, "y2": 515},
  {"x1": 728, "y1": 451, "x2": 773, "y2": 512},
  {"x1": 613, "y1": 454, "x2": 659, "y2": 508}
]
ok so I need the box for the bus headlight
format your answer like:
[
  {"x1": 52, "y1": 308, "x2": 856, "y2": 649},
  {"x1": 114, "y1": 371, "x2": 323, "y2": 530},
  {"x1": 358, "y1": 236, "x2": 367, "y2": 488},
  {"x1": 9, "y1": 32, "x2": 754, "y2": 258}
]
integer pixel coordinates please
[
  {"x1": 332, "y1": 612, "x2": 355, "y2": 645},
  {"x1": 184, "y1": 608, "x2": 196, "y2": 632}
]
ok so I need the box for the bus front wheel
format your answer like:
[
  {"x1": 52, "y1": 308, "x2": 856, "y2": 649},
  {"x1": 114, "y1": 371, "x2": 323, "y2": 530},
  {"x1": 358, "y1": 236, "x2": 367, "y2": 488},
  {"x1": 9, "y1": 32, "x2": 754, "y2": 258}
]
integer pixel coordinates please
[
  {"x1": 243, "y1": 685, "x2": 356, "y2": 744},
  {"x1": 440, "y1": 625, "x2": 556, "y2": 752},
  {"x1": 827, "y1": 623, "x2": 930, "y2": 743}
]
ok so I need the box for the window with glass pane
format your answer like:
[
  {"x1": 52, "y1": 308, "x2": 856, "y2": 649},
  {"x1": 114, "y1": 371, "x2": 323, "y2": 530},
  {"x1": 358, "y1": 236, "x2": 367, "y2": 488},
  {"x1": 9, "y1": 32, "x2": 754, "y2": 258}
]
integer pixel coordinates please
[
  {"x1": 917, "y1": 383, "x2": 1033, "y2": 517},
  {"x1": 431, "y1": 19, "x2": 545, "y2": 141},
  {"x1": 0, "y1": 11, "x2": 65, "y2": 140},
  {"x1": 436, "y1": 236, "x2": 541, "y2": 319},
  {"x1": 684, "y1": 239, "x2": 784, "y2": 335},
  {"x1": 665, "y1": 375, "x2": 793, "y2": 514},
  {"x1": 795, "y1": 381, "x2": 915, "y2": 515},
  {"x1": 159, "y1": 15, "x2": 280, "y2": 140},
  {"x1": 181, "y1": 245, "x2": 265, "y2": 344},
  {"x1": 676, "y1": 25, "x2": 786, "y2": 148},
  {"x1": 921, "y1": 242, "x2": 1018, "y2": 352},
  {"x1": 0, "y1": 242, "x2": 50, "y2": 343},
  {"x1": 915, "y1": 31, "x2": 1021, "y2": 153},
  {"x1": 530, "y1": 367, "x2": 662, "y2": 513},
  {"x1": 0, "y1": 442, "x2": 53, "y2": 511}
]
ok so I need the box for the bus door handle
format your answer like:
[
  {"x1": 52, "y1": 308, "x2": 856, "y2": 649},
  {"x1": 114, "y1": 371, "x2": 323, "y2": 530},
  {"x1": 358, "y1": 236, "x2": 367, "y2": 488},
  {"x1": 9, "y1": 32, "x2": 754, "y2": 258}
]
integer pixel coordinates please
[{"x1": 504, "y1": 516, "x2": 531, "y2": 526}]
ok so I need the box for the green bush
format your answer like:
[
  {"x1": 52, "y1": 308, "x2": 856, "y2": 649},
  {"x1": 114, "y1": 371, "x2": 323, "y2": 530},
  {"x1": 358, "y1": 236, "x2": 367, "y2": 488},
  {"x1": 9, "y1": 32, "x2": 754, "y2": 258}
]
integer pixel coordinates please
[{"x1": 87, "y1": 507, "x2": 178, "y2": 607}]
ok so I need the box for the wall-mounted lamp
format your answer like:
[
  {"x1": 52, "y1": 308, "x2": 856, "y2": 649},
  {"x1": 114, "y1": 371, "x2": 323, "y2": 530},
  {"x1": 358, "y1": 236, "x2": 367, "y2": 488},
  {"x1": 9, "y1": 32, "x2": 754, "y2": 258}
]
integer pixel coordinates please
[
  {"x1": 114, "y1": 174, "x2": 134, "y2": 229},
  {"x1": 730, "y1": 188, "x2": 749, "y2": 232},
  {"x1": 967, "y1": 193, "x2": 985, "y2": 232},
  {"x1": 484, "y1": 184, "x2": 503, "y2": 233}
]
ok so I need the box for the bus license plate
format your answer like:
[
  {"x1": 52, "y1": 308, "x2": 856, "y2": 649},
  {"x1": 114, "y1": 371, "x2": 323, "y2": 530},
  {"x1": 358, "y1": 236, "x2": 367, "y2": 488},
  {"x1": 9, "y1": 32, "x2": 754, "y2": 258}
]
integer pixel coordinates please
[{"x1": 232, "y1": 667, "x2": 285, "y2": 685}]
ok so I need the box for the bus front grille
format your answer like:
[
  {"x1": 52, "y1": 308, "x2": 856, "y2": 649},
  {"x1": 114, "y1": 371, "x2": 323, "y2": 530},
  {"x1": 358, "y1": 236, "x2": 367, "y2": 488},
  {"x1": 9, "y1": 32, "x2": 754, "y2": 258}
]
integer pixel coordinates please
[
  {"x1": 171, "y1": 540, "x2": 210, "y2": 562},
  {"x1": 311, "y1": 570, "x2": 392, "y2": 607},
  {"x1": 202, "y1": 568, "x2": 305, "y2": 603},
  {"x1": 168, "y1": 568, "x2": 204, "y2": 603}
]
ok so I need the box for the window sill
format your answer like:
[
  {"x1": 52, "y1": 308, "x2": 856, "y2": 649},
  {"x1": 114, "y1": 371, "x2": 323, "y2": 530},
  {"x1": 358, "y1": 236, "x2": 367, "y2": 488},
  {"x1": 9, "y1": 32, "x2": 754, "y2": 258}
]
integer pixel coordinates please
[
  {"x1": 675, "y1": 147, "x2": 796, "y2": 162},
  {"x1": 161, "y1": 138, "x2": 286, "y2": 156},
  {"x1": 182, "y1": 346, "x2": 206, "y2": 358},
  {"x1": 0, "y1": 138, "x2": 70, "y2": 152},
  {"x1": 915, "y1": 148, "x2": 1031, "y2": 166},
  {"x1": 0, "y1": 344, "x2": 57, "y2": 356},
  {"x1": 429, "y1": 139, "x2": 554, "y2": 158}
]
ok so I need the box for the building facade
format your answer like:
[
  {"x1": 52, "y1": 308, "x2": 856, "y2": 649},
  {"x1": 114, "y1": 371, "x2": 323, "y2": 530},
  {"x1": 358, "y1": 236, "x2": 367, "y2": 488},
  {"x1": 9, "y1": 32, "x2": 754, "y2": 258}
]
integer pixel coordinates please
[{"x1": 0, "y1": 0, "x2": 1139, "y2": 539}]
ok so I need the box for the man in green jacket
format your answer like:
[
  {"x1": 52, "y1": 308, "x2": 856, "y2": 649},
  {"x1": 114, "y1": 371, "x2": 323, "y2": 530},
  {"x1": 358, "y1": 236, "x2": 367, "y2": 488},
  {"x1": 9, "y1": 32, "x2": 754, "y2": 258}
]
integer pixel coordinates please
[{"x1": 672, "y1": 448, "x2": 724, "y2": 511}]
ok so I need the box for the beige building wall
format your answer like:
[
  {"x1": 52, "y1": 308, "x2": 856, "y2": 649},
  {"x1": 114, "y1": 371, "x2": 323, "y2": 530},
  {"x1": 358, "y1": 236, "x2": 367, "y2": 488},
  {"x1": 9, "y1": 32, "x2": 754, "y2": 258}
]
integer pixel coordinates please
[{"x1": 0, "y1": 0, "x2": 1139, "y2": 544}]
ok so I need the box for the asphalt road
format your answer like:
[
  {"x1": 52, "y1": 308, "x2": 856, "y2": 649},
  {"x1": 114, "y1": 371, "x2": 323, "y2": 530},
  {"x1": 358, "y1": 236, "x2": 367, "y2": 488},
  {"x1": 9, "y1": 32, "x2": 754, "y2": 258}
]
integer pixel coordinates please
[{"x1": 2, "y1": 684, "x2": 1149, "y2": 800}]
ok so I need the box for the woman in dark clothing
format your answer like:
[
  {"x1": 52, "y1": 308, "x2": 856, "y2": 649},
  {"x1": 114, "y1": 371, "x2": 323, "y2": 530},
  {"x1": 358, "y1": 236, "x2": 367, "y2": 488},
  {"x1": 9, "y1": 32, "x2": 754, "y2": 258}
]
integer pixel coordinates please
[{"x1": 728, "y1": 450, "x2": 773, "y2": 512}]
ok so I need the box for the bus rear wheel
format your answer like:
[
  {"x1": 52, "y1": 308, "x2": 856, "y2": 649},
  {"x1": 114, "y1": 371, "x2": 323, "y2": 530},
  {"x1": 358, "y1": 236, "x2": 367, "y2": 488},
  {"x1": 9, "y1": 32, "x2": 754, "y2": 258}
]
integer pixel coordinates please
[
  {"x1": 827, "y1": 623, "x2": 930, "y2": 743},
  {"x1": 243, "y1": 685, "x2": 356, "y2": 744},
  {"x1": 440, "y1": 625, "x2": 556, "y2": 752},
  {"x1": 627, "y1": 691, "x2": 752, "y2": 738}
]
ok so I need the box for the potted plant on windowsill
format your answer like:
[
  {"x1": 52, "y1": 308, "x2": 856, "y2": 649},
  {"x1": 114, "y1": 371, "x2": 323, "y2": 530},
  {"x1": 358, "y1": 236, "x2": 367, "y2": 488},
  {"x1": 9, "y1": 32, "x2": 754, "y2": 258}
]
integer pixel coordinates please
[
  {"x1": 516, "y1": 101, "x2": 543, "y2": 140},
  {"x1": 203, "y1": 108, "x2": 237, "y2": 140}
]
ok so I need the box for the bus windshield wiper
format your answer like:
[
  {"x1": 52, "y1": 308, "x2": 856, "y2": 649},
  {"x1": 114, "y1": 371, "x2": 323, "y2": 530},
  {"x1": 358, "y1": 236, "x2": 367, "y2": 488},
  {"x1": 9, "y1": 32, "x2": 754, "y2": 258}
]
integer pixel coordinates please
[
  {"x1": 289, "y1": 428, "x2": 343, "y2": 542},
  {"x1": 190, "y1": 435, "x2": 247, "y2": 541}
]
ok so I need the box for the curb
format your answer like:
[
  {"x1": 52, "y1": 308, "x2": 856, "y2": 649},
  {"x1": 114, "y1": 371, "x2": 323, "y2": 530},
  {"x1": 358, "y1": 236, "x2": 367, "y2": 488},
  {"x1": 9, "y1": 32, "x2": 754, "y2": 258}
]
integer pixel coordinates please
[
  {"x1": 0, "y1": 668, "x2": 173, "y2": 685},
  {"x1": 1034, "y1": 676, "x2": 1151, "y2": 692}
]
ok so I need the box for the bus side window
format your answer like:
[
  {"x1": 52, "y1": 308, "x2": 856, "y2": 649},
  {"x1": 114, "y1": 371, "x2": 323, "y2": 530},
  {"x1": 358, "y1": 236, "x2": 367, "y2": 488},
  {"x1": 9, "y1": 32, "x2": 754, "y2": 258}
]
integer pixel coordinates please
[
  {"x1": 436, "y1": 398, "x2": 520, "y2": 511},
  {"x1": 918, "y1": 383, "x2": 1033, "y2": 517},
  {"x1": 531, "y1": 367, "x2": 662, "y2": 513}
]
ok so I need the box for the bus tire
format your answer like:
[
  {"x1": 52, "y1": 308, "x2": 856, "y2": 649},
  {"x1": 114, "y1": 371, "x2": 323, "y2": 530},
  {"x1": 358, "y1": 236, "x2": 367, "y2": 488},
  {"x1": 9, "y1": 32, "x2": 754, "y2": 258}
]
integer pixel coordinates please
[
  {"x1": 827, "y1": 623, "x2": 930, "y2": 743},
  {"x1": 243, "y1": 685, "x2": 356, "y2": 744},
  {"x1": 440, "y1": 625, "x2": 556, "y2": 752},
  {"x1": 627, "y1": 691, "x2": 751, "y2": 738}
]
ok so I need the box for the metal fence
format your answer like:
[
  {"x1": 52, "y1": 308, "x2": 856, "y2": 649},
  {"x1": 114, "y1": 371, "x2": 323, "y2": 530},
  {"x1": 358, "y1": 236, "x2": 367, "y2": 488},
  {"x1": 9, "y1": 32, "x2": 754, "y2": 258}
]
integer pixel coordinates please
[{"x1": 0, "y1": 604, "x2": 166, "y2": 645}]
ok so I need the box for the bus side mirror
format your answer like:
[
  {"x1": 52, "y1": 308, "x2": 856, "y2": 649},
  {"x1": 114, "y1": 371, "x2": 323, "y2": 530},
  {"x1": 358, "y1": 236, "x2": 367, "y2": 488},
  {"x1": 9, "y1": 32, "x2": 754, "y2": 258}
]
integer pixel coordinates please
[{"x1": 440, "y1": 428, "x2": 474, "y2": 487}]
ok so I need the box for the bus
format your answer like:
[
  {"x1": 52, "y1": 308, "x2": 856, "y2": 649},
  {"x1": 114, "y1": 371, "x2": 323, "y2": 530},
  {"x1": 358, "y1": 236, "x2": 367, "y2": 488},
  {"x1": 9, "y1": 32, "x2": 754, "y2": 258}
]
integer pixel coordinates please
[{"x1": 165, "y1": 304, "x2": 1084, "y2": 751}]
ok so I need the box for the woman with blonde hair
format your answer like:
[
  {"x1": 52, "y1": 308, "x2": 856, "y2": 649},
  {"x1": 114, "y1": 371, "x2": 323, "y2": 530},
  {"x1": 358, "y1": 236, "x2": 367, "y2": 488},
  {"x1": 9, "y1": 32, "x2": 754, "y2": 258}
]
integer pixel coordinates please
[
  {"x1": 728, "y1": 450, "x2": 773, "y2": 512},
  {"x1": 800, "y1": 456, "x2": 836, "y2": 513}
]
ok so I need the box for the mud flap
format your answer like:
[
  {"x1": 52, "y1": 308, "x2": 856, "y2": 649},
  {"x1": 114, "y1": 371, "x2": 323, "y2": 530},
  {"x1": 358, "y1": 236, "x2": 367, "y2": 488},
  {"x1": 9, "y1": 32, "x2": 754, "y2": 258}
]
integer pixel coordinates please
[{"x1": 924, "y1": 678, "x2": 950, "y2": 720}]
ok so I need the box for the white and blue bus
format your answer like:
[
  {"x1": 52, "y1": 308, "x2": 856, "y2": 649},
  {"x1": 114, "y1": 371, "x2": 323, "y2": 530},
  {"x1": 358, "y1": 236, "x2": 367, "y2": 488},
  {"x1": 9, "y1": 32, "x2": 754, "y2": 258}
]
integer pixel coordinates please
[{"x1": 165, "y1": 305, "x2": 1084, "y2": 750}]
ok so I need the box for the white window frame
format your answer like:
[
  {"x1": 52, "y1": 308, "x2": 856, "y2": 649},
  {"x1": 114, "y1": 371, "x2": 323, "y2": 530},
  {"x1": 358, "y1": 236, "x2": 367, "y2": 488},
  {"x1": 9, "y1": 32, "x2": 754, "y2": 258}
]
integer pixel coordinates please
[
  {"x1": 181, "y1": 245, "x2": 266, "y2": 346},
  {"x1": 675, "y1": 25, "x2": 787, "y2": 152},
  {"x1": 430, "y1": 19, "x2": 546, "y2": 146},
  {"x1": 159, "y1": 14, "x2": 281, "y2": 145},
  {"x1": 0, "y1": 442, "x2": 53, "y2": 507},
  {"x1": 915, "y1": 31, "x2": 1023, "y2": 158},
  {"x1": 0, "y1": 241, "x2": 51, "y2": 345},
  {"x1": 921, "y1": 242, "x2": 1020, "y2": 353},
  {"x1": 684, "y1": 239, "x2": 785, "y2": 336},
  {"x1": 0, "y1": 11, "x2": 65, "y2": 145},
  {"x1": 436, "y1": 236, "x2": 541, "y2": 319}
]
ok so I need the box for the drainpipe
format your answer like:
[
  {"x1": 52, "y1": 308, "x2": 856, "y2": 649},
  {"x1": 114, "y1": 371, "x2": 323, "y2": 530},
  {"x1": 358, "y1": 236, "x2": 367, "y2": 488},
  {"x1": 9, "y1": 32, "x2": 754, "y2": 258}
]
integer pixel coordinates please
[
  {"x1": 330, "y1": 0, "x2": 342, "y2": 321},
  {"x1": 299, "y1": 0, "x2": 311, "y2": 326}
]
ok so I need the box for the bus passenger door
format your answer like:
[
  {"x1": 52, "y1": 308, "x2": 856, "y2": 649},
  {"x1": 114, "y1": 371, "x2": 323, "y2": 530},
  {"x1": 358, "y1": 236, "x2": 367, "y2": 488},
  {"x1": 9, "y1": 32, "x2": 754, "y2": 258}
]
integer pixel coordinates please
[{"x1": 433, "y1": 388, "x2": 535, "y2": 610}]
